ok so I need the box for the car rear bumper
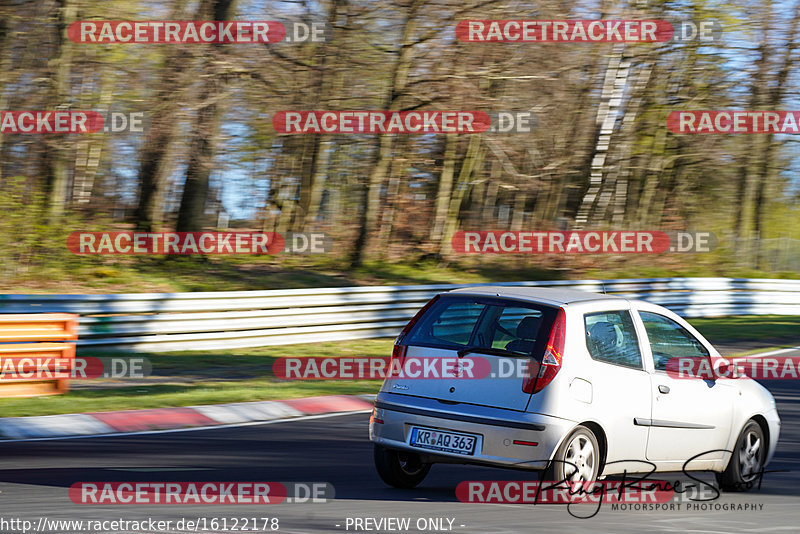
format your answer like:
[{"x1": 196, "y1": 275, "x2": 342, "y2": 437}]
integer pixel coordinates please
[{"x1": 369, "y1": 392, "x2": 575, "y2": 470}]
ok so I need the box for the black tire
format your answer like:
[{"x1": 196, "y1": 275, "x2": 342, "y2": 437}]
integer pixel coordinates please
[
  {"x1": 373, "y1": 445, "x2": 431, "y2": 489},
  {"x1": 717, "y1": 420, "x2": 765, "y2": 492},
  {"x1": 540, "y1": 425, "x2": 600, "y2": 484}
]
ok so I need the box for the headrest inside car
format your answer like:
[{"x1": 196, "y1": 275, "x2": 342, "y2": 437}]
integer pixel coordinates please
[{"x1": 516, "y1": 316, "x2": 542, "y2": 340}]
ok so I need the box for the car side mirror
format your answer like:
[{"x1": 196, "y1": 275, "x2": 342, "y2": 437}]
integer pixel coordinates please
[{"x1": 709, "y1": 356, "x2": 744, "y2": 380}]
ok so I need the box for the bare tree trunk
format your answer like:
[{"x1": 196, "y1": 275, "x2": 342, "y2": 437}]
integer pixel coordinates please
[
  {"x1": 752, "y1": 0, "x2": 800, "y2": 265},
  {"x1": 612, "y1": 59, "x2": 653, "y2": 225},
  {"x1": 302, "y1": 0, "x2": 343, "y2": 229},
  {"x1": 174, "y1": 78, "x2": 221, "y2": 231},
  {"x1": 133, "y1": 0, "x2": 192, "y2": 231},
  {"x1": 176, "y1": 0, "x2": 236, "y2": 232},
  {"x1": 441, "y1": 134, "x2": 484, "y2": 258},
  {"x1": 575, "y1": 45, "x2": 630, "y2": 227},
  {"x1": 302, "y1": 139, "x2": 331, "y2": 228},
  {"x1": 73, "y1": 84, "x2": 112, "y2": 204},
  {"x1": 0, "y1": 11, "x2": 12, "y2": 183},
  {"x1": 481, "y1": 163, "x2": 500, "y2": 225},
  {"x1": 349, "y1": 0, "x2": 424, "y2": 268},
  {"x1": 735, "y1": 15, "x2": 770, "y2": 240},
  {"x1": 511, "y1": 191, "x2": 527, "y2": 231},
  {"x1": 377, "y1": 136, "x2": 408, "y2": 253},
  {"x1": 44, "y1": 0, "x2": 76, "y2": 222},
  {"x1": 430, "y1": 135, "x2": 457, "y2": 244},
  {"x1": 636, "y1": 126, "x2": 668, "y2": 227}
]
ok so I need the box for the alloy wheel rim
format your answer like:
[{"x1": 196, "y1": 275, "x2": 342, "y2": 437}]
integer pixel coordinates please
[
  {"x1": 739, "y1": 429, "x2": 762, "y2": 481},
  {"x1": 398, "y1": 452, "x2": 423, "y2": 475},
  {"x1": 564, "y1": 434, "x2": 596, "y2": 483}
]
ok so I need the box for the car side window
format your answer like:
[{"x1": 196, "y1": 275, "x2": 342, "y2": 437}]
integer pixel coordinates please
[
  {"x1": 639, "y1": 311, "x2": 709, "y2": 371},
  {"x1": 584, "y1": 310, "x2": 643, "y2": 369}
]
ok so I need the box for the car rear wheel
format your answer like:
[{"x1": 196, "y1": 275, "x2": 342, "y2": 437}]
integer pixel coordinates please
[
  {"x1": 717, "y1": 420, "x2": 765, "y2": 492},
  {"x1": 541, "y1": 425, "x2": 600, "y2": 484},
  {"x1": 374, "y1": 445, "x2": 431, "y2": 488}
]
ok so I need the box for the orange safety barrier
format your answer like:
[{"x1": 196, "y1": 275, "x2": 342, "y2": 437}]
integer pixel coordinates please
[{"x1": 0, "y1": 314, "x2": 78, "y2": 397}]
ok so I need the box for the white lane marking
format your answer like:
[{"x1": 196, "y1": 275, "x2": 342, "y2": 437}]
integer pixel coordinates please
[
  {"x1": 739, "y1": 345, "x2": 800, "y2": 359},
  {"x1": 679, "y1": 529, "x2": 797, "y2": 534},
  {"x1": 0, "y1": 410, "x2": 371, "y2": 443},
  {"x1": 108, "y1": 467, "x2": 214, "y2": 471}
]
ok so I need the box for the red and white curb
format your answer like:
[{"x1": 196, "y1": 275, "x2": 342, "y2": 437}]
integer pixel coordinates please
[{"x1": 0, "y1": 395, "x2": 374, "y2": 440}]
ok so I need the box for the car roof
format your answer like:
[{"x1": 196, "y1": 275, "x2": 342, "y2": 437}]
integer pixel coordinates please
[{"x1": 445, "y1": 285, "x2": 627, "y2": 306}]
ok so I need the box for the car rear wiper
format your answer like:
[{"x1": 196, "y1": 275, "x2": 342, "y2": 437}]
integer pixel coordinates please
[{"x1": 457, "y1": 346, "x2": 528, "y2": 358}]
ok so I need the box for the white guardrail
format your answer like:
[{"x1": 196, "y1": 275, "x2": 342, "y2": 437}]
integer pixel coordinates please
[{"x1": 1, "y1": 278, "x2": 798, "y2": 352}]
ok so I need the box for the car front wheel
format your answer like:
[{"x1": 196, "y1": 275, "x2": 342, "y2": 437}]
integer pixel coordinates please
[
  {"x1": 374, "y1": 445, "x2": 431, "y2": 488},
  {"x1": 717, "y1": 420, "x2": 765, "y2": 492}
]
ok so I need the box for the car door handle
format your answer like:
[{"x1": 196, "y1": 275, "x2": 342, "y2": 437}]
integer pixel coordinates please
[{"x1": 658, "y1": 385, "x2": 670, "y2": 394}]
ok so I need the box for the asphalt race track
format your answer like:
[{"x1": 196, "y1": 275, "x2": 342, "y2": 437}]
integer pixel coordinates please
[{"x1": 1, "y1": 349, "x2": 799, "y2": 534}]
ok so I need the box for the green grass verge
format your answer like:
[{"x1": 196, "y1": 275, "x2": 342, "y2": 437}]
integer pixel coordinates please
[
  {"x1": 0, "y1": 380, "x2": 380, "y2": 417},
  {"x1": 0, "y1": 339, "x2": 393, "y2": 417},
  {"x1": 0, "y1": 317, "x2": 796, "y2": 418},
  {"x1": 687, "y1": 315, "x2": 800, "y2": 342},
  {"x1": 7, "y1": 251, "x2": 800, "y2": 294}
]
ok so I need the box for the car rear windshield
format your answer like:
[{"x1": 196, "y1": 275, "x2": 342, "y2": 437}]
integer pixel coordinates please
[{"x1": 403, "y1": 295, "x2": 558, "y2": 357}]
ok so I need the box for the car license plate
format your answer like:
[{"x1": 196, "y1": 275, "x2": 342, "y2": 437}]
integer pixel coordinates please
[{"x1": 409, "y1": 427, "x2": 477, "y2": 455}]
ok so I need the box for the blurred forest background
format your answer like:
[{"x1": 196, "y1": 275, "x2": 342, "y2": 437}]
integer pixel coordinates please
[{"x1": 1, "y1": 0, "x2": 800, "y2": 293}]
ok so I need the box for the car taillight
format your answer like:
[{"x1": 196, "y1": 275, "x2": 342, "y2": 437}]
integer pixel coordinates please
[
  {"x1": 523, "y1": 307, "x2": 565, "y2": 394},
  {"x1": 370, "y1": 407, "x2": 384, "y2": 425},
  {"x1": 397, "y1": 294, "x2": 440, "y2": 342},
  {"x1": 388, "y1": 343, "x2": 408, "y2": 377},
  {"x1": 388, "y1": 295, "x2": 439, "y2": 378}
]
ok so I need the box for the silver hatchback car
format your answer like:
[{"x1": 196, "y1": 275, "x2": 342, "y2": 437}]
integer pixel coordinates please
[{"x1": 369, "y1": 286, "x2": 780, "y2": 490}]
